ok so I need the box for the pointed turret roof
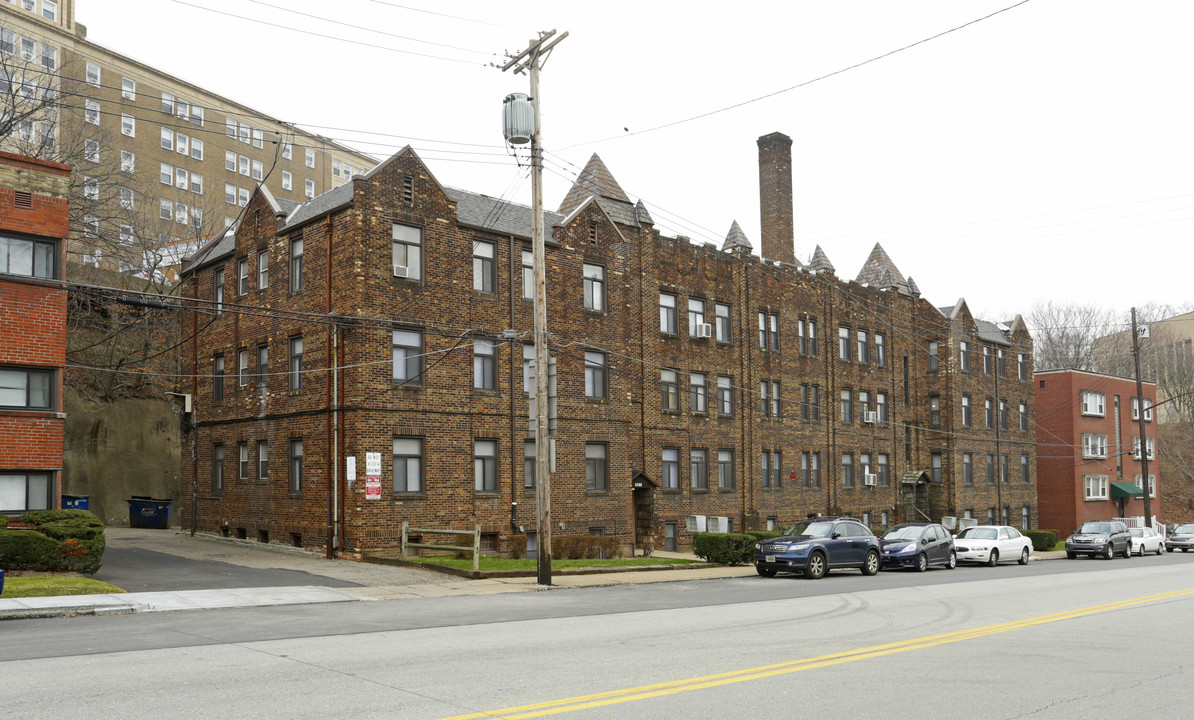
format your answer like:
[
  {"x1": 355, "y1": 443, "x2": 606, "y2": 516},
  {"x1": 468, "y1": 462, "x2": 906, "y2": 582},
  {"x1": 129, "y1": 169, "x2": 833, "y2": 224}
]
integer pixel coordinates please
[
  {"x1": 856, "y1": 243, "x2": 907, "y2": 288},
  {"x1": 722, "y1": 220, "x2": 752, "y2": 252},
  {"x1": 906, "y1": 276, "x2": 920, "y2": 297},
  {"x1": 808, "y1": 245, "x2": 835, "y2": 274},
  {"x1": 559, "y1": 154, "x2": 630, "y2": 211}
]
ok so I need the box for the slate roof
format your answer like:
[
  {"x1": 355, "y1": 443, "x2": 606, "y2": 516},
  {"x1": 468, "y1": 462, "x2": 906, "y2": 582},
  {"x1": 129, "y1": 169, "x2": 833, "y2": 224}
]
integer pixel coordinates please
[
  {"x1": 856, "y1": 243, "x2": 907, "y2": 289},
  {"x1": 278, "y1": 182, "x2": 355, "y2": 232},
  {"x1": 557, "y1": 154, "x2": 642, "y2": 228},
  {"x1": 808, "y1": 245, "x2": 835, "y2": 274},
  {"x1": 722, "y1": 220, "x2": 752, "y2": 252},
  {"x1": 447, "y1": 187, "x2": 563, "y2": 239}
]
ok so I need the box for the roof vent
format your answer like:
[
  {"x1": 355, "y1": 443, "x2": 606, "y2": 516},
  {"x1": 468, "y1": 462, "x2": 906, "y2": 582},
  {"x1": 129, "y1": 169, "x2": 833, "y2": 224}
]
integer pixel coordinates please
[{"x1": 13, "y1": 191, "x2": 32, "y2": 209}]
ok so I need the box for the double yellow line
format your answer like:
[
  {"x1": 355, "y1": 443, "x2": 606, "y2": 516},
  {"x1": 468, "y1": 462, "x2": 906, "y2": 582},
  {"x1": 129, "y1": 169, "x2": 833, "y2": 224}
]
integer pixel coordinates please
[{"x1": 437, "y1": 588, "x2": 1194, "y2": 720}]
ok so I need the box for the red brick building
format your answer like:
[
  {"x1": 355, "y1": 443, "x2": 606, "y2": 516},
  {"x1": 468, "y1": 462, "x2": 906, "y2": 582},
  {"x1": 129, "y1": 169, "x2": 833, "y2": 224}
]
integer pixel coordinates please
[
  {"x1": 177, "y1": 132, "x2": 1036, "y2": 557},
  {"x1": 0, "y1": 152, "x2": 70, "y2": 515},
  {"x1": 1035, "y1": 369, "x2": 1159, "y2": 535}
]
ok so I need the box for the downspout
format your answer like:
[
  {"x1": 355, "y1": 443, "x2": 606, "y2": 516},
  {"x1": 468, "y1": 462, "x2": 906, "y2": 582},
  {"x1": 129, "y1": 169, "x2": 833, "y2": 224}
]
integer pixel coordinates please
[
  {"x1": 509, "y1": 234, "x2": 519, "y2": 531},
  {"x1": 741, "y1": 257, "x2": 751, "y2": 526},
  {"x1": 190, "y1": 273, "x2": 199, "y2": 535},
  {"x1": 325, "y1": 214, "x2": 337, "y2": 558}
]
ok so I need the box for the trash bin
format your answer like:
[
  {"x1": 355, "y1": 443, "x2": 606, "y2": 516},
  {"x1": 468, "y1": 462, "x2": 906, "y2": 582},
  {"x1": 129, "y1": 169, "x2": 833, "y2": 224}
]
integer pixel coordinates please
[
  {"x1": 1, "y1": 568, "x2": 5, "y2": 597},
  {"x1": 127, "y1": 497, "x2": 174, "y2": 529},
  {"x1": 61, "y1": 494, "x2": 90, "y2": 511}
]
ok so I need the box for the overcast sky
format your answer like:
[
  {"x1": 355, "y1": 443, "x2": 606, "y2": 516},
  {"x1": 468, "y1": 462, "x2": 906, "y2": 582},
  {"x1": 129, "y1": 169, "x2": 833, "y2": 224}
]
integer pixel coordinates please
[{"x1": 83, "y1": 0, "x2": 1192, "y2": 327}]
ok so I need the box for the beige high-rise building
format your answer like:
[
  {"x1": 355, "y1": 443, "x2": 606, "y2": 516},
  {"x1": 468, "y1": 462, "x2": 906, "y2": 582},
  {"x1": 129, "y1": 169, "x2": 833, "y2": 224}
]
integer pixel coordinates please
[{"x1": 0, "y1": 0, "x2": 376, "y2": 277}]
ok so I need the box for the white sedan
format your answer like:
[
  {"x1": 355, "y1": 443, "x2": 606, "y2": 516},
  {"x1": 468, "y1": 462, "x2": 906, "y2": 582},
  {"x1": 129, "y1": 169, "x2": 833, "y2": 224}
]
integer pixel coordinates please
[
  {"x1": 952, "y1": 525, "x2": 1033, "y2": 566},
  {"x1": 1129, "y1": 526, "x2": 1165, "y2": 555}
]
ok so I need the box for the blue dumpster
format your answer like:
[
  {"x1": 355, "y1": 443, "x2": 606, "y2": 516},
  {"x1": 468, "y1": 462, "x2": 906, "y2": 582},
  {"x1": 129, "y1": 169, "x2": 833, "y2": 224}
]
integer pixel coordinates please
[
  {"x1": 127, "y1": 497, "x2": 174, "y2": 529},
  {"x1": 1, "y1": 567, "x2": 5, "y2": 596},
  {"x1": 61, "y1": 494, "x2": 90, "y2": 510}
]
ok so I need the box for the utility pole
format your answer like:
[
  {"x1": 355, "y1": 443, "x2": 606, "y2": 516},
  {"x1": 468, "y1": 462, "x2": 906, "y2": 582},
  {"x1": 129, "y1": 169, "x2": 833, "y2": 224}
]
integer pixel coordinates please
[
  {"x1": 501, "y1": 29, "x2": 567, "y2": 586},
  {"x1": 1131, "y1": 307, "x2": 1153, "y2": 526}
]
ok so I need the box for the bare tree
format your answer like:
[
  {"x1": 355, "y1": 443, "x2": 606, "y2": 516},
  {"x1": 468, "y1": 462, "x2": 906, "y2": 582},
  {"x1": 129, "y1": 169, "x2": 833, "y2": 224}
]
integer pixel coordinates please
[{"x1": 1026, "y1": 301, "x2": 1123, "y2": 372}]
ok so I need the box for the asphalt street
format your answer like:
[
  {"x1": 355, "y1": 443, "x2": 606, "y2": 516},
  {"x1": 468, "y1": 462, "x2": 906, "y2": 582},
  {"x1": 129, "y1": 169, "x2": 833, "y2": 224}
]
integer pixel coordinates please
[{"x1": 93, "y1": 545, "x2": 363, "y2": 591}]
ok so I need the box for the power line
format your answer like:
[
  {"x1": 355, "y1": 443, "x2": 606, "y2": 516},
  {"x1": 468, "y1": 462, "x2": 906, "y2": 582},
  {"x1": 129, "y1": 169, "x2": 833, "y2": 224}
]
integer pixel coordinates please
[{"x1": 365, "y1": 0, "x2": 533, "y2": 32}]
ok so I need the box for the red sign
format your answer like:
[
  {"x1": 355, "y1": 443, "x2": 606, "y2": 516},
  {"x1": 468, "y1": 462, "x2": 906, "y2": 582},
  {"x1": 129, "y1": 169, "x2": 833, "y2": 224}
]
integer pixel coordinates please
[{"x1": 365, "y1": 476, "x2": 381, "y2": 500}]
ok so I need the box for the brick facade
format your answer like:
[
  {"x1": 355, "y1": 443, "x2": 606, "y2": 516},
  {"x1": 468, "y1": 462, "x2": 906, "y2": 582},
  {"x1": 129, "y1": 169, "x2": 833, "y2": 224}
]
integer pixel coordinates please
[
  {"x1": 0, "y1": 151, "x2": 70, "y2": 514},
  {"x1": 179, "y1": 137, "x2": 1036, "y2": 557},
  {"x1": 1035, "y1": 369, "x2": 1159, "y2": 535}
]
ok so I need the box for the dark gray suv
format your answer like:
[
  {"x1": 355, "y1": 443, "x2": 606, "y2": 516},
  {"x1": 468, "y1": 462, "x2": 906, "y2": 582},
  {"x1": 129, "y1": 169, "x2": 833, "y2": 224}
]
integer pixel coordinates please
[{"x1": 1065, "y1": 520, "x2": 1132, "y2": 559}]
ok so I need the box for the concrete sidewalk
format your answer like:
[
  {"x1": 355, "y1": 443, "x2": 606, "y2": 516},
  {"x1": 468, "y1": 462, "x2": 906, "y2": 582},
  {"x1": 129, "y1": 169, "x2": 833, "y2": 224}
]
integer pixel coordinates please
[{"x1": 0, "y1": 528, "x2": 1067, "y2": 620}]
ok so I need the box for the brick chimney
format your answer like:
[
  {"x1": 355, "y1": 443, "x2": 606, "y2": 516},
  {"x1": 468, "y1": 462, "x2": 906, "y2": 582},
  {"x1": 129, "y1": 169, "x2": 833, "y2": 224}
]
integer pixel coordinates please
[{"x1": 757, "y1": 132, "x2": 796, "y2": 265}]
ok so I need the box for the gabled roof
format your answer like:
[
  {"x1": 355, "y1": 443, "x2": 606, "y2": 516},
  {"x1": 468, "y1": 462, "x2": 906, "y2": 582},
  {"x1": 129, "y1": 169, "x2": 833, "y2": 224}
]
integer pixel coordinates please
[
  {"x1": 856, "y1": 243, "x2": 907, "y2": 290},
  {"x1": 279, "y1": 181, "x2": 355, "y2": 233},
  {"x1": 808, "y1": 245, "x2": 835, "y2": 274},
  {"x1": 557, "y1": 154, "x2": 642, "y2": 228},
  {"x1": 449, "y1": 187, "x2": 563, "y2": 240},
  {"x1": 722, "y1": 220, "x2": 752, "y2": 252}
]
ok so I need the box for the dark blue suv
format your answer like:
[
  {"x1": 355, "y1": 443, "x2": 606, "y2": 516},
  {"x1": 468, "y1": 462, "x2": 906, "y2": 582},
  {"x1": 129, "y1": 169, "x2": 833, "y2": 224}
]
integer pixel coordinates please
[{"x1": 754, "y1": 517, "x2": 881, "y2": 579}]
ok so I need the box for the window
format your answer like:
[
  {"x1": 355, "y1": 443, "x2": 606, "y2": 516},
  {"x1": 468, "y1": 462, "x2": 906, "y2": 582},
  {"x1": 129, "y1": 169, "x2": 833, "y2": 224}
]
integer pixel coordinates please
[
  {"x1": 659, "y1": 293, "x2": 677, "y2": 334},
  {"x1": 931, "y1": 452, "x2": 942, "y2": 484},
  {"x1": 876, "y1": 453, "x2": 889, "y2": 486},
  {"x1": 660, "y1": 369, "x2": 679, "y2": 411},
  {"x1": 86, "y1": 62, "x2": 100, "y2": 87},
  {"x1": 1084, "y1": 475, "x2": 1109, "y2": 500},
  {"x1": 19, "y1": 35, "x2": 32, "y2": 61},
  {"x1": 0, "y1": 472, "x2": 51, "y2": 513},
  {"x1": 961, "y1": 453, "x2": 974, "y2": 484},
  {"x1": 0, "y1": 234, "x2": 58, "y2": 279},
  {"x1": 928, "y1": 341, "x2": 939, "y2": 371},
  {"x1": 251, "y1": 160, "x2": 263, "y2": 181},
  {"x1": 256, "y1": 441, "x2": 268, "y2": 482},
  {"x1": 840, "y1": 388, "x2": 853, "y2": 424},
  {"x1": 193, "y1": 106, "x2": 205, "y2": 127},
  {"x1": 985, "y1": 398, "x2": 993, "y2": 428},
  {"x1": 0, "y1": 366, "x2": 53, "y2": 409},
  {"x1": 176, "y1": 134, "x2": 189, "y2": 157},
  {"x1": 802, "y1": 452, "x2": 821, "y2": 488},
  {"x1": 1019, "y1": 402, "x2": 1028, "y2": 431},
  {"x1": 997, "y1": 349, "x2": 1007, "y2": 377},
  {"x1": 803, "y1": 319, "x2": 818, "y2": 355},
  {"x1": 767, "y1": 380, "x2": 780, "y2": 418},
  {"x1": 959, "y1": 341, "x2": 970, "y2": 372},
  {"x1": 1132, "y1": 397, "x2": 1154, "y2": 422},
  {"x1": 717, "y1": 375, "x2": 733, "y2": 415},
  {"x1": 758, "y1": 312, "x2": 778, "y2": 348},
  {"x1": 585, "y1": 443, "x2": 608, "y2": 491},
  {"x1": 391, "y1": 437, "x2": 425, "y2": 491},
  {"x1": 392, "y1": 330, "x2": 423, "y2": 384},
  {"x1": 523, "y1": 440, "x2": 536, "y2": 489},
  {"x1": 237, "y1": 349, "x2": 249, "y2": 387},
  {"x1": 471, "y1": 241, "x2": 495, "y2": 292},
  {"x1": 841, "y1": 453, "x2": 854, "y2": 487},
  {"x1": 718, "y1": 449, "x2": 734, "y2": 490},
  {"x1": 120, "y1": 76, "x2": 136, "y2": 100},
  {"x1": 305, "y1": 148, "x2": 316, "y2": 168},
  {"x1": 575, "y1": 262, "x2": 604, "y2": 311},
  {"x1": 689, "y1": 298, "x2": 706, "y2": 336},
  {"x1": 42, "y1": 0, "x2": 57, "y2": 21},
  {"x1": 473, "y1": 338, "x2": 496, "y2": 390},
  {"x1": 289, "y1": 238, "x2": 303, "y2": 292},
  {"x1": 761, "y1": 450, "x2": 769, "y2": 488},
  {"x1": 392, "y1": 224, "x2": 422, "y2": 280},
  {"x1": 1134, "y1": 474, "x2": 1157, "y2": 499},
  {"x1": 1082, "y1": 433, "x2": 1108, "y2": 459},
  {"x1": 252, "y1": 128, "x2": 264, "y2": 149},
  {"x1": 929, "y1": 395, "x2": 941, "y2": 428},
  {"x1": 239, "y1": 123, "x2": 250, "y2": 144},
  {"x1": 238, "y1": 443, "x2": 249, "y2": 480},
  {"x1": 522, "y1": 344, "x2": 535, "y2": 394},
  {"x1": 961, "y1": 395, "x2": 972, "y2": 426},
  {"x1": 770, "y1": 450, "x2": 782, "y2": 488},
  {"x1": 289, "y1": 439, "x2": 303, "y2": 494},
  {"x1": 288, "y1": 337, "x2": 303, "y2": 390},
  {"x1": 255, "y1": 344, "x2": 268, "y2": 387},
  {"x1": 689, "y1": 372, "x2": 707, "y2": 414},
  {"x1": 1000, "y1": 400, "x2": 1009, "y2": 430},
  {"x1": 875, "y1": 333, "x2": 886, "y2": 367},
  {"x1": 690, "y1": 449, "x2": 708, "y2": 490},
  {"x1": 839, "y1": 326, "x2": 850, "y2": 361},
  {"x1": 121, "y1": 151, "x2": 135, "y2": 173},
  {"x1": 876, "y1": 391, "x2": 887, "y2": 426},
  {"x1": 474, "y1": 439, "x2": 497, "y2": 493},
  {"x1": 584, "y1": 351, "x2": 606, "y2": 399},
  {"x1": 662, "y1": 448, "x2": 679, "y2": 490},
  {"x1": 715, "y1": 303, "x2": 731, "y2": 342},
  {"x1": 239, "y1": 187, "x2": 250, "y2": 207},
  {"x1": 237, "y1": 155, "x2": 250, "y2": 176},
  {"x1": 803, "y1": 383, "x2": 821, "y2": 422},
  {"x1": 84, "y1": 139, "x2": 99, "y2": 163},
  {"x1": 983, "y1": 345, "x2": 994, "y2": 375},
  {"x1": 213, "y1": 355, "x2": 225, "y2": 402},
  {"x1": 511, "y1": 249, "x2": 531, "y2": 301},
  {"x1": 160, "y1": 127, "x2": 173, "y2": 151},
  {"x1": 1021, "y1": 453, "x2": 1030, "y2": 484},
  {"x1": 282, "y1": 171, "x2": 292, "y2": 191},
  {"x1": 224, "y1": 184, "x2": 236, "y2": 205},
  {"x1": 282, "y1": 141, "x2": 293, "y2": 160},
  {"x1": 84, "y1": 99, "x2": 100, "y2": 125},
  {"x1": 857, "y1": 329, "x2": 869, "y2": 363},
  {"x1": 212, "y1": 445, "x2": 224, "y2": 492},
  {"x1": 213, "y1": 269, "x2": 225, "y2": 316},
  {"x1": 768, "y1": 313, "x2": 779, "y2": 349},
  {"x1": 1132, "y1": 436, "x2": 1155, "y2": 460},
  {"x1": 304, "y1": 179, "x2": 315, "y2": 199}
]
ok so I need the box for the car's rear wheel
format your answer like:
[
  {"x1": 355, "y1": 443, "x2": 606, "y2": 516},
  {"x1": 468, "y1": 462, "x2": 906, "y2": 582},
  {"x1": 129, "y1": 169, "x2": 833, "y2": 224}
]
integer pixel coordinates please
[
  {"x1": 861, "y1": 549, "x2": 880, "y2": 576},
  {"x1": 986, "y1": 549, "x2": 999, "y2": 567},
  {"x1": 946, "y1": 551, "x2": 957, "y2": 569},
  {"x1": 1122, "y1": 542, "x2": 1132, "y2": 559},
  {"x1": 915, "y1": 553, "x2": 928, "y2": 572},
  {"x1": 756, "y1": 565, "x2": 777, "y2": 577},
  {"x1": 1018, "y1": 547, "x2": 1029, "y2": 565},
  {"x1": 1103, "y1": 544, "x2": 1114, "y2": 559},
  {"x1": 1136, "y1": 543, "x2": 1145, "y2": 556},
  {"x1": 1157, "y1": 544, "x2": 1164, "y2": 555},
  {"x1": 804, "y1": 552, "x2": 826, "y2": 579}
]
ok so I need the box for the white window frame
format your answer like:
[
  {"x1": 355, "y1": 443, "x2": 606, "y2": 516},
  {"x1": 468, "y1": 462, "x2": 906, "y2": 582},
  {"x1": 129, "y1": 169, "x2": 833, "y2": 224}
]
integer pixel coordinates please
[
  {"x1": 1080, "y1": 390, "x2": 1106, "y2": 417},
  {"x1": 1083, "y1": 475, "x2": 1109, "y2": 501},
  {"x1": 1082, "y1": 433, "x2": 1108, "y2": 459},
  {"x1": 85, "y1": 62, "x2": 100, "y2": 87}
]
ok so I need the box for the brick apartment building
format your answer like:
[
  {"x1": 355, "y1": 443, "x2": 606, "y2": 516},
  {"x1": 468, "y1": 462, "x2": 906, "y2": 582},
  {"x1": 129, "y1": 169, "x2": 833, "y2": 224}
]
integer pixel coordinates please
[
  {"x1": 0, "y1": 150, "x2": 69, "y2": 515},
  {"x1": 177, "y1": 131, "x2": 1037, "y2": 557},
  {"x1": 0, "y1": 0, "x2": 375, "y2": 276},
  {"x1": 1035, "y1": 368, "x2": 1159, "y2": 535}
]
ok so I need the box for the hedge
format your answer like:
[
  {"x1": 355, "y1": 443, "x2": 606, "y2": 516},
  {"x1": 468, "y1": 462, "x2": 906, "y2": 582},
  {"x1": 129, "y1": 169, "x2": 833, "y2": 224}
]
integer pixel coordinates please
[
  {"x1": 1024, "y1": 530, "x2": 1058, "y2": 552},
  {"x1": 551, "y1": 535, "x2": 622, "y2": 560},
  {"x1": 692, "y1": 532, "x2": 756, "y2": 565},
  {"x1": 503, "y1": 533, "x2": 528, "y2": 559},
  {"x1": 0, "y1": 529, "x2": 64, "y2": 571},
  {"x1": 0, "y1": 509, "x2": 107, "y2": 574}
]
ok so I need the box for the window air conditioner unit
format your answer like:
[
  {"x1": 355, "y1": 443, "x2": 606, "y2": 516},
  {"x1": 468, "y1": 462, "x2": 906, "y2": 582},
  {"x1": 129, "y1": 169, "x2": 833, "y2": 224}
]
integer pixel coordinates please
[
  {"x1": 392, "y1": 264, "x2": 409, "y2": 278},
  {"x1": 863, "y1": 411, "x2": 878, "y2": 424},
  {"x1": 695, "y1": 323, "x2": 713, "y2": 338},
  {"x1": 863, "y1": 473, "x2": 878, "y2": 486}
]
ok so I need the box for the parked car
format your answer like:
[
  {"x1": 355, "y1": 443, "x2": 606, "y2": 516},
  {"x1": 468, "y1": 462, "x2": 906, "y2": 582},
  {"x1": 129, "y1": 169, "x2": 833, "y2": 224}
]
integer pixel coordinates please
[
  {"x1": 1129, "y1": 527, "x2": 1165, "y2": 556},
  {"x1": 1065, "y1": 520, "x2": 1132, "y2": 559},
  {"x1": 879, "y1": 523, "x2": 956, "y2": 571},
  {"x1": 952, "y1": 525, "x2": 1033, "y2": 566},
  {"x1": 1167, "y1": 524, "x2": 1194, "y2": 552},
  {"x1": 754, "y1": 517, "x2": 881, "y2": 579}
]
